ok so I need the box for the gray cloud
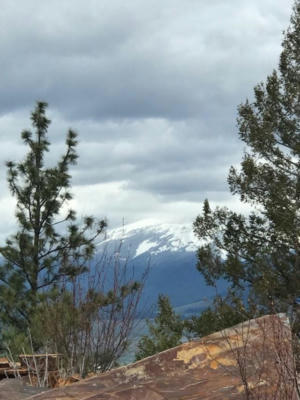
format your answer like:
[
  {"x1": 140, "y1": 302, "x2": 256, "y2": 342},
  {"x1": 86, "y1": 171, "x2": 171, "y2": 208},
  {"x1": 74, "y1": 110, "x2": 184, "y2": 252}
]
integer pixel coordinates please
[
  {"x1": 0, "y1": 0, "x2": 292, "y2": 119},
  {"x1": 67, "y1": 117, "x2": 241, "y2": 201},
  {"x1": 0, "y1": 0, "x2": 294, "y2": 230}
]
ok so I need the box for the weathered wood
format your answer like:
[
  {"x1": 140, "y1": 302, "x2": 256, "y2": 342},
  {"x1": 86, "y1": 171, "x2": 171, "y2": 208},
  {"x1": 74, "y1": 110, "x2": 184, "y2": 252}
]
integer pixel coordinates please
[
  {"x1": 0, "y1": 367, "x2": 28, "y2": 376},
  {"x1": 0, "y1": 357, "x2": 10, "y2": 368},
  {"x1": 19, "y1": 354, "x2": 61, "y2": 372}
]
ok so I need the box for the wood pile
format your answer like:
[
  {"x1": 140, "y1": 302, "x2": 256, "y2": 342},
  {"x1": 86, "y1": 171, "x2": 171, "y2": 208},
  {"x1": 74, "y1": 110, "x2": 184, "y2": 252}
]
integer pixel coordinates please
[
  {"x1": 0, "y1": 357, "x2": 27, "y2": 379},
  {"x1": 0, "y1": 354, "x2": 61, "y2": 380},
  {"x1": 19, "y1": 354, "x2": 61, "y2": 372}
]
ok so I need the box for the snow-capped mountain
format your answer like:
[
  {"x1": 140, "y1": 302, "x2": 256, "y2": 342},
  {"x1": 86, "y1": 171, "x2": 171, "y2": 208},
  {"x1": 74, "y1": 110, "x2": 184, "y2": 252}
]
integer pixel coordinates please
[
  {"x1": 101, "y1": 219, "x2": 198, "y2": 257},
  {"x1": 97, "y1": 220, "x2": 225, "y2": 311}
]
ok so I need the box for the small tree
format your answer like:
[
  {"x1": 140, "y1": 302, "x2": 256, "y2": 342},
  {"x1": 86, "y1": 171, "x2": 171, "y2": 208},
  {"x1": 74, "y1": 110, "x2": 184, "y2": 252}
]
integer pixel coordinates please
[
  {"x1": 221, "y1": 315, "x2": 299, "y2": 399},
  {"x1": 0, "y1": 102, "x2": 106, "y2": 333},
  {"x1": 32, "y1": 246, "x2": 148, "y2": 376},
  {"x1": 193, "y1": 1, "x2": 300, "y2": 320},
  {"x1": 135, "y1": 295, "x2": 183, "y2": 360}
]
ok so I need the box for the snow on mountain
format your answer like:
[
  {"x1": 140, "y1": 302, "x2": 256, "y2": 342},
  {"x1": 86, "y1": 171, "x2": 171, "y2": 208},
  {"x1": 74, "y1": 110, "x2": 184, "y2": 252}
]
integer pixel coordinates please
[
  {"x1": 135, "y1": 240, "x2": 159, "y2": 257},
  {"x1": 100, "y1": 219, "x2": 200, "y2": 259}
]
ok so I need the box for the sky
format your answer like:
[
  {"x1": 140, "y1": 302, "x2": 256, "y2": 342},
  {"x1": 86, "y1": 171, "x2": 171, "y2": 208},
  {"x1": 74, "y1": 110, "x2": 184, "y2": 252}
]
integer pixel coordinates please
[{"x1": 0, "y1": 0, "x2": 294, "y2": 239}]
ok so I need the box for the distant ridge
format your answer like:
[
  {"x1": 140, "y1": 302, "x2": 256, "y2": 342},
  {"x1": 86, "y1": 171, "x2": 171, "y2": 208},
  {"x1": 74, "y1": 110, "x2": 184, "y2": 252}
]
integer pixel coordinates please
[{"x1": 97, "y1": 220, "x2": 225, "y2": 310}]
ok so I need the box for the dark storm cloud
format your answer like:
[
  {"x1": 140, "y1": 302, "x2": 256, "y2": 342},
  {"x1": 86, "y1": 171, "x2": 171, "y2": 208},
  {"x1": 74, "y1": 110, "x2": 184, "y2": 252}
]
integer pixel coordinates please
[{"x1": 0, "y1": 0, "x2": 293, "y2": 120}]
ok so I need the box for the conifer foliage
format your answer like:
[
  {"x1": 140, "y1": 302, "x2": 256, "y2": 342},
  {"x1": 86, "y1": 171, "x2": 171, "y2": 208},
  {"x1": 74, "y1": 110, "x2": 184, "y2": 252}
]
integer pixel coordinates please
[
  {"x1": 194, "y1": 1, "x2": 300, "y2": 315},
  {"x1": 135, "y1": 295, "x2": 183, "y2": 360},
  {"x1": 0, "y1": 102, "x2": 106, "y2": 330}
]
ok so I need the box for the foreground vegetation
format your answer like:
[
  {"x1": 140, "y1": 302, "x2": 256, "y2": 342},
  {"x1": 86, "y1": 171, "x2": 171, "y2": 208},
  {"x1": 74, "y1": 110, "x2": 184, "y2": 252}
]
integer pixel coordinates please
[{"x1": 0, "y1": 102, "x2": 145, "y2": 376}]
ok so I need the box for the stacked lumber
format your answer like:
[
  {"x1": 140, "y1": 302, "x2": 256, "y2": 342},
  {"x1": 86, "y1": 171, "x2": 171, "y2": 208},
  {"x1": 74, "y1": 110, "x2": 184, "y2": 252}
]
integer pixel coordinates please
[
  {"x1": 0, "y1": 354, "x2": 61, "y2": 380},
  {"x1": 19, "y1": 354, "x2": 61, "y2": 372},
  {"x1": 0, "y1": 358, "x2": 27, "y2": 379}
]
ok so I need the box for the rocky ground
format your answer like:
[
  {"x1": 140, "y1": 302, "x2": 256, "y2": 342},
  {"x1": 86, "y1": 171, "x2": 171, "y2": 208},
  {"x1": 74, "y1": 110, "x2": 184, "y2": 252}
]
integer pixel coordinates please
[
  {"x1": 0, "y1": 379, "x2": 49, "y2": 400},
  {"x1": 1, "y1": 314, "x2": 298, "y2": 400},
  {"x1": 26, "y1": 314, "x2": 298, "y2": 400}
]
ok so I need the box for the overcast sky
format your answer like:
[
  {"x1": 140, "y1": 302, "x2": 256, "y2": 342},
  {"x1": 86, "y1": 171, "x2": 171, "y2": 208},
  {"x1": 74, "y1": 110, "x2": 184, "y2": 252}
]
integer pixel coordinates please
[{"x1": 0, "y1": 0, "x2": 294, "y2": 238}]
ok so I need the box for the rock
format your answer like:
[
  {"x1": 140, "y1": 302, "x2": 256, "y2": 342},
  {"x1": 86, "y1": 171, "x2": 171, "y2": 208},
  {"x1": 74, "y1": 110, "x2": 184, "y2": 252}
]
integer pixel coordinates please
[
  {"x1": 27, "y1": 314, "x2": 298, "y2": 399},
  {"x1": 0, "y1": 379, "x2": 50, "y2": 400}
]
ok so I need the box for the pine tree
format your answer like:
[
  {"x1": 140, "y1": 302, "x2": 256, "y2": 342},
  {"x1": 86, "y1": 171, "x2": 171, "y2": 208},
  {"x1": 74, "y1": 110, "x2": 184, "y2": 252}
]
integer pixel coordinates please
[
  {"x1": 184, "y1": 291, "x2": 259, "y2": 339},
  {"x1": 0, "y1": 102, "x2": 106, "y2": 331},
  {"x1": 135, "y1": 295, "x2": 183, "y2": 360},
  {"x1": 193, "y1": 1, "x2": 300, "y2": 316}
]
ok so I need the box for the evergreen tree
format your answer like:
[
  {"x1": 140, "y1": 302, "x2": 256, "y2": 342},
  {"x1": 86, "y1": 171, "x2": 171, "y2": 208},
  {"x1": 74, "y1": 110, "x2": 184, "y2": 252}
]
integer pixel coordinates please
[
  {"x1": 194, "y1": 1, "x2": 300, "y2": 316},
  {"x1": 184, "y1": 292, "x2": 258, "y2": 339},
  {"x1": 0, "y1": 102, "x2": 106, "y2": 331},
  {"x1": 135, "y1": 295, "x2": 183, "y2": 360}
]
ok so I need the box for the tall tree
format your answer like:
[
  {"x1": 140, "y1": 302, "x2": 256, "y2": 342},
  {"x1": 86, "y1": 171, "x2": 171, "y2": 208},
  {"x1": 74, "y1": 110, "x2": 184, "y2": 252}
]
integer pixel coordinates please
[
  {"x1": 0, "y1": 102, "x2": 106, "y2": 330},
  {"x1": 194, "y1": 1, "x2": 300, "y2": 316}
]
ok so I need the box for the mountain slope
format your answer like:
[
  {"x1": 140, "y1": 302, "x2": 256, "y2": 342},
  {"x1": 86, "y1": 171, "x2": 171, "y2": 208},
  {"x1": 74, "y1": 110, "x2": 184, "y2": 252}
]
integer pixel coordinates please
[{"x1": 97, "y1": 220, "x2": 225, "y2": 311}]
